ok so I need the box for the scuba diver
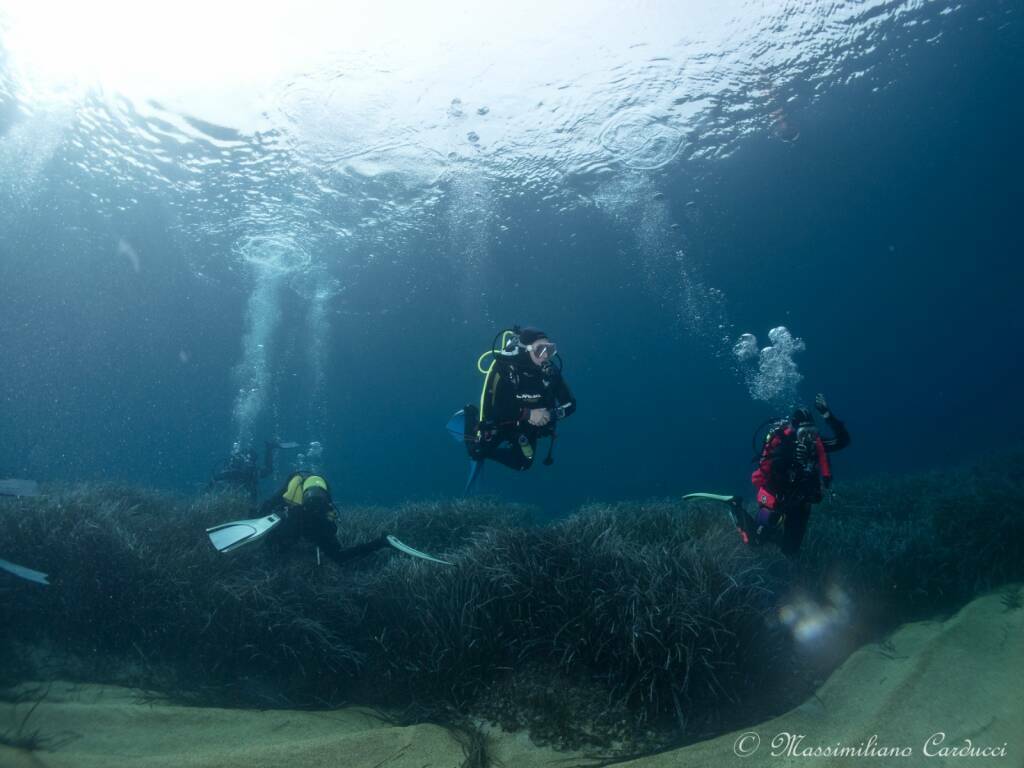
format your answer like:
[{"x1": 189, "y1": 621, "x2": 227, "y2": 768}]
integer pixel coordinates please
[
  {"x1": 206, "y1": 472, "x2": 450, "y2": 566},
  {"x1": 261, "y1": 474, "x2": 392, "y2": 566},
  {"x1": 0, "y1": 478, "x2": 49, "y2": 584},
  {"x1": 208, "y1": 440, "x2": 296, "y2": 508},
  {"x1": 747, "y1": 393, "x2": 851, "y2": 556},
  {"x1": 449, "y1": 326, "x2": 576, "y2": 491},
  {"x1": 684, "y1": 394, "x2": 849, "y2": 557}
]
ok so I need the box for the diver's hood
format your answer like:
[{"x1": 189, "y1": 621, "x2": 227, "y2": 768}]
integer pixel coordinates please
[
  {"x1": 517, "y1": 327, "x2": 547, "y2": 345},
  {"x1": 791, "y1": 407, "x2": 814, "y2": 427}
]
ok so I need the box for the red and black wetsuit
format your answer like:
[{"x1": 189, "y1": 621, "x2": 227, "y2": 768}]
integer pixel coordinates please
[
  {"x1": 750, "y1": 413, "x2": 850, "y2": 556},
  {"x1": 472, "y1": 356, "x2": 576, "y2": 471}
]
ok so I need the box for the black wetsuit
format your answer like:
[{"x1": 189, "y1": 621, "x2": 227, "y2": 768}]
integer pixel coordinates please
[
  {"x1": 260, "y1": 479, "x2": 388, "y2": 566},
  {"x1": 472, "y1": 356, "x2": 576, "y2": 471},
  {"x1": 753, "y1": 413, "x2": 851, "y2": 556},
  {"x1": 209, "y1": 443, "x2": 275, "y2": 507}
]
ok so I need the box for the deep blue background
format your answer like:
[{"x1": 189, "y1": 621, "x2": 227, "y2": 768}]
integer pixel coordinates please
[{"x1": 1, "y1": 10, "x2": 1021, "y2": 515}]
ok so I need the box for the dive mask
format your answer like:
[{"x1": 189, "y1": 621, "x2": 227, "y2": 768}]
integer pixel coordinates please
[{"x1": 524, "y1": 341, "x2": 557, "y2": 361}]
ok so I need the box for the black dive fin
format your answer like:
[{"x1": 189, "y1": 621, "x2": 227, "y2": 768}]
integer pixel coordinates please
[
  {"x1": 446, "y1": 409, "x2": 466, "y2": 443},
  {"x1": 682, "y1": 493, "x2": 751, "y2": 545},
  {"x1": 464, "y1": 459, "x2": 484, "y2": 494}
]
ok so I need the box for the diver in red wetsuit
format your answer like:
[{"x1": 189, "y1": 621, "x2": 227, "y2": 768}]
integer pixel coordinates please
[{"x1": 748, "y1": 394, "x2": 851, "y2": 556}]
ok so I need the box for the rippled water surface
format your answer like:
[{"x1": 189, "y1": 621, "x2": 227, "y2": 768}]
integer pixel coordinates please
[
  {"x1": 1, "y1": 1, "x2": 965, "y2": 254},
  {"x1": 0, "y1": 1, "x2": 1020, "y2": 506}
]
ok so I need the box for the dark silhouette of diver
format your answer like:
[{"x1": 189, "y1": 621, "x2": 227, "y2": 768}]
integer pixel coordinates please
[
  {"x1": 260, "y1": 473, "x2": 390, "y2": 566},
  {"x1": 463, "y1": 327, "x2": 576, "y2": 473},
  {"x1": 208, "y1": 441, "x2": 288, "y2": 508},
  {"x1": 745, "y1": 393, "x2": 851, "y2": 556}
]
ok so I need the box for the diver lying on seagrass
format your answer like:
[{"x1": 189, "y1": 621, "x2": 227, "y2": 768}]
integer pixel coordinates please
[
  {"x1": 207, "y1": 439, "x2": 298, "y2": 508},
  {"x1": 685, "y1": 394, "x2": 850, "y2": 557},
  {"x1": 0, "y1": 478, "x2": 49, "y2": 585},
  {"x1": 448, "y1": 326, "x2": 576, "y2": 492},
  {"x1": 206, "y1": 472, "x2": 450, "y2": 565}
]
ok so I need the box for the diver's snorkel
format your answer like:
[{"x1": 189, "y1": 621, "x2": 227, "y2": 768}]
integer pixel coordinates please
[{"x1": 492, "y1": 328, "x2": 521, "y2": 357}]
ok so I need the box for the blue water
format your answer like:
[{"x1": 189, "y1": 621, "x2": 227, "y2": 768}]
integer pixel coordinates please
[{"x1": 0, "y1": 2, "x2": 1021, "y2": 514}]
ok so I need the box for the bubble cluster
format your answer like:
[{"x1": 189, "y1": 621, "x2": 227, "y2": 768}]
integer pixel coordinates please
[
  {"x1": 734, "y1": 326, "x2": 806, "y2": 406},
  {"x1": 236, "y1": 234, "x2": 311, "y2": 275},
  {"x1": 232, "y1": 273, "x2": 284, "y2": 450},
  {"x1": 598, "y1": 108, "x2": 685, "y2": 170},
  {"x1": 295, "y1": 440, "x2": 324, "y2": 474},
  {"x1": 733, "y1": 333, "x2": 759, "y2": 362}
]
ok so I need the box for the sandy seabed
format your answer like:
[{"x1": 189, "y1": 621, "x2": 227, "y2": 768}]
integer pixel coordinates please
[{"x1": 2, "y1": 588, "x2": 1021, "y2": 768}]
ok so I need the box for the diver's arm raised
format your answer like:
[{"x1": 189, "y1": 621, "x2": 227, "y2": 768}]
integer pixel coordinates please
[{"x1": 815, "y1": 394, "x2": 850, "y2": 452}]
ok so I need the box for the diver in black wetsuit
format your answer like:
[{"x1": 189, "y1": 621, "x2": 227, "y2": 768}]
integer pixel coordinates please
[
  {"x1": 748, "y1": 394, "x2": 851, "y2": 556},
  {"x1": 209, "y1": 441, "x2": 279, "y2": 507},
  {"x1": 260, "y1": 473, "x2": 390, "y2": 566},
  {"x1": 464, "y1": 327, "x2": 576, "y2": 471}
]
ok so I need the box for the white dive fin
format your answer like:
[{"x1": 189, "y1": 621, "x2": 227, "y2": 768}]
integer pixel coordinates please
[
  {"x1": 0, "y1": 557, "x2": 49, "y2": 585},
  {"x1": 385, "y1": 535, "x2": 452, "y2": 566},
  {"x1": 206, "y1": 514, "x2": 281, "y2": 554}
]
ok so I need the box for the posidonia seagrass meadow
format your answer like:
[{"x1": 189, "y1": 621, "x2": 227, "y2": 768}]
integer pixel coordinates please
[{"x1": 2, "y1": 450, "x2": 1022, "y2": 754}]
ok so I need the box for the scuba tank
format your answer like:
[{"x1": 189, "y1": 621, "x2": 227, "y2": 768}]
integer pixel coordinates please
[{"x1": 750, "y1": 416, "x2": 788, "y2": 462}]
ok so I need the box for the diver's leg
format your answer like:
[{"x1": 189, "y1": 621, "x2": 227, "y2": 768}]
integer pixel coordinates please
[
  {"x1": 306, "y1": 515, "x2": 388, "y2": 566},
  {"x1": 728, "y1": 497, "x2": 755, "y2": 543},
  {"x1": 781, "y1": 502, "x2": 811, "y2": 557},
  {"x1": 486, "y1": 432, "x2": 536, "y2": 471},
  {"x1": 751, "y1": 504, "x2": 780, "y2": 546},
  {"x1": 331, "y1": 536, "x2": 390, "y2": 565}
]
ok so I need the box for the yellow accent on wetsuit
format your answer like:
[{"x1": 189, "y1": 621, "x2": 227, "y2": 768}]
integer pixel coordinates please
[{"x1": 282, "y1": 474, "x2": 330, "y2": 505}]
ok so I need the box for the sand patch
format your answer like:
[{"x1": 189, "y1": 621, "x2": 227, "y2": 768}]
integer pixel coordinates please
[
  {"x1": 2, "y1": 588, "x2": 1020, "y2": 768},
  {"x1": 619, "y1": 587, "x2": 1023, "y2": 766}
]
